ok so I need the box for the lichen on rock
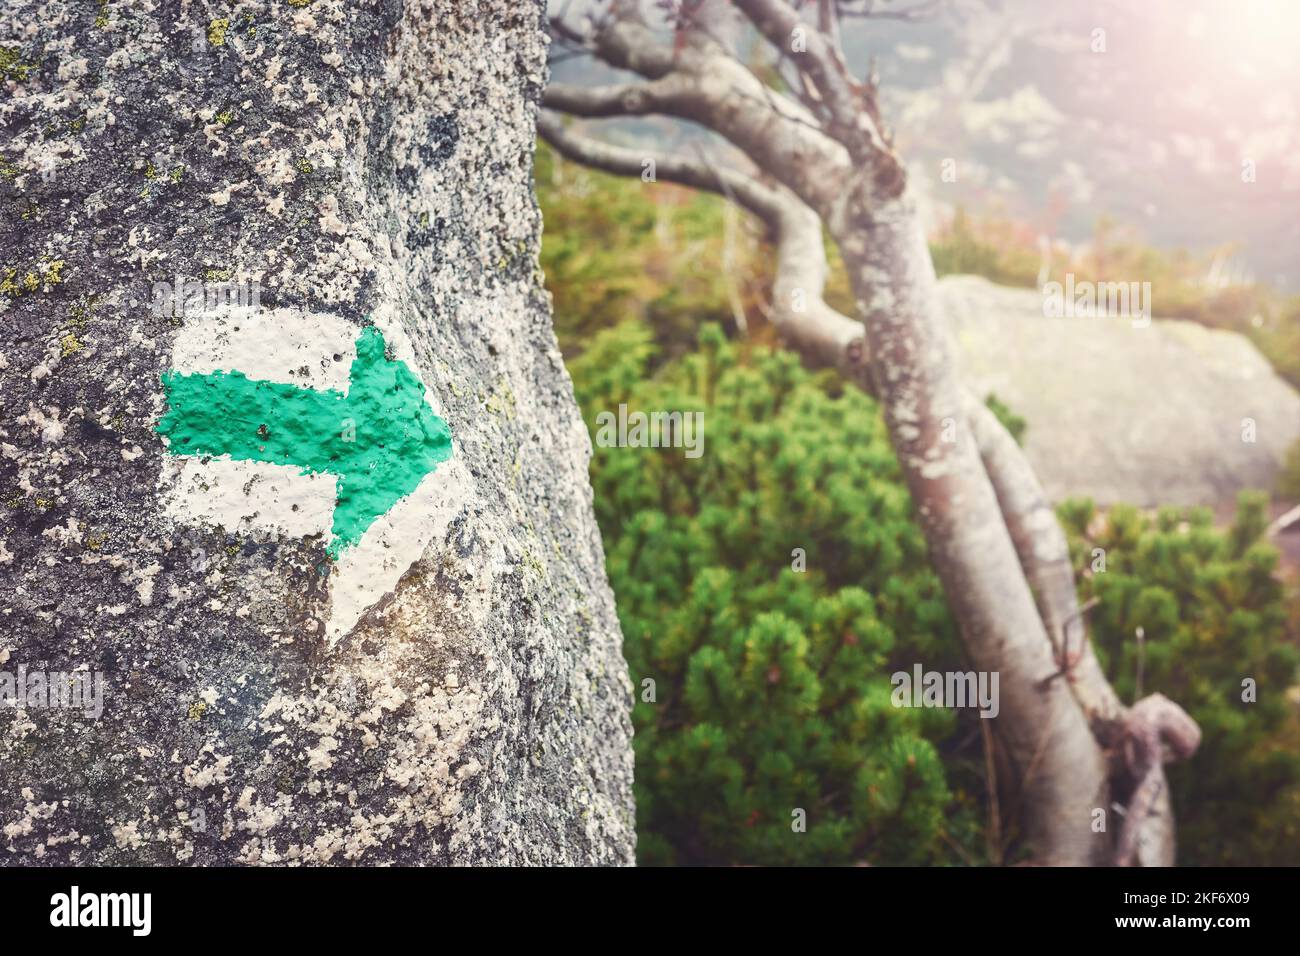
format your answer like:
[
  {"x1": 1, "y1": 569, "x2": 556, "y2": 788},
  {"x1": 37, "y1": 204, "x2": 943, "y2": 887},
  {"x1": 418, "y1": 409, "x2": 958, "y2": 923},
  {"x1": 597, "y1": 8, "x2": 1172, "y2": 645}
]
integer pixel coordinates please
[{"x1": 0, "y1": 0, "x2": 634, "y2": 865}]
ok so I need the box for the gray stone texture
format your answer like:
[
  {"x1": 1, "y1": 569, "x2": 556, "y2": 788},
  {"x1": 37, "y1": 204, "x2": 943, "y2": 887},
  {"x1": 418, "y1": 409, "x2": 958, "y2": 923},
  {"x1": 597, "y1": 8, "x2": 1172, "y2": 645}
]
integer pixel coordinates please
[
  {"x1": 941, "y1": 275, "x2": 1300, "y2": 506},
  {"x1": 0, "y1": 0, "x2": 634, "y2": 864}
]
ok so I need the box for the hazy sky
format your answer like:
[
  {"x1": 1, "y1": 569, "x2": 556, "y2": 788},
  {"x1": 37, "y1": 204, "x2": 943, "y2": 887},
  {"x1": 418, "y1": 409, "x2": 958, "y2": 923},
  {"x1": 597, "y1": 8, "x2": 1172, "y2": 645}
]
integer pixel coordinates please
[{"x1": 549, "y1": 0, "x2": 1300, "y2": 290}]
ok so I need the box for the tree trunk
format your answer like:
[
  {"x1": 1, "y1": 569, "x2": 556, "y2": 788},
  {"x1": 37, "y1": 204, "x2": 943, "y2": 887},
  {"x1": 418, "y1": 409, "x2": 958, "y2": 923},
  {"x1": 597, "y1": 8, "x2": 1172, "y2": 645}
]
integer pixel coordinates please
[
  {"x1": 0, "y1": 0, "x2": 634, "y2": 865},
  {"x1": 833, "y1": 193, "x2": 1109, "y2": 864}
]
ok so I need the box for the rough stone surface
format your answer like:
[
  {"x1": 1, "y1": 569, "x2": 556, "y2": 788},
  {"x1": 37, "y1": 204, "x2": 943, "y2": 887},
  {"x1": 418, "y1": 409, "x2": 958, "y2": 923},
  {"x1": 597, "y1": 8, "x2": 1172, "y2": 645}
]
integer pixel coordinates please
[
  {"x1": 941, "y1": 275, "x2": 1300, "y2": 506},
  {"x1": 0, "y1": 0, "x2": 634, "y2": 864}
]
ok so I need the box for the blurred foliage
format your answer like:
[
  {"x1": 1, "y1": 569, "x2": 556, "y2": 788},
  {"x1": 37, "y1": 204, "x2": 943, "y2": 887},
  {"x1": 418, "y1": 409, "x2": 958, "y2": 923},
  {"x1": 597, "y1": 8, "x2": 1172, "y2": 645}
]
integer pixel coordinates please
[
  {"x1": 539, "y1": 142, "x2": 1300, "y2": 866},
  {"x1": 984, "y1": 392, "x2": 1026, "y2": 446},
  {"x1": 1060, "y1": 493, "x2": 1300, "y2": 865},
  {"x1": 536, "y1": 141, "x2": 771, "y2": 362},
  {"x1": 930, "y1": 207, "x2": 1043, "y2": 287},
  {"x1": 1278, "y1": 439, "x2": 1300, "y2": 502}
]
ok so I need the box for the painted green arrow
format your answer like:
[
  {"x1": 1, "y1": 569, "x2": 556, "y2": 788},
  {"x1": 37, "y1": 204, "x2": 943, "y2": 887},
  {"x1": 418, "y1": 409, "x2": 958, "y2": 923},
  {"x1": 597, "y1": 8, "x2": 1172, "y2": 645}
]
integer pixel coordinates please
[{"x1": 157, "y1": 326, "x2": 452, "y2": 558}]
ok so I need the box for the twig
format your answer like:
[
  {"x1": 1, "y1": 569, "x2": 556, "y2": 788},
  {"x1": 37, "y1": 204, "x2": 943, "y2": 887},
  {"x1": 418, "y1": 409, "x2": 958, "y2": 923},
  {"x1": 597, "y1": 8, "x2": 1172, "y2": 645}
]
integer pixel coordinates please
[{"x1": 980, "y1": 717, "x2": 1002, "y2": 865}]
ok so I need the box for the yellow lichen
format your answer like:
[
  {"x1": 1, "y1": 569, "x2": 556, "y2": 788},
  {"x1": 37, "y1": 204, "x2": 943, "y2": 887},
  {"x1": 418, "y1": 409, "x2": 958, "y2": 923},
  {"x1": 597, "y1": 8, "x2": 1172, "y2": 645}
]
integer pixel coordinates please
[
  {"x1": 59, "y1": 333, "x2": 83, "y2": 357},
  {"x1": 0, "y1": 46, "x2": 36, "y2": 82},
  {"x1": 295, "y1": 158, "x2": 314, "y2": 175},
  {"x1": 216, "y1": 109, "x2": 235, "y2": 126},
  {"x1": 69, "y1": 296, "x2": 98, "y2": 325},
  {"x1": 2, "y1": 258, "x2": 67, "y2": 299},
  {"x1": 188, "y1": 701, "x2": 208, "y2": 721},
  {"x1": 208, "y1": 18, "x2": 229, "y2": 46}
]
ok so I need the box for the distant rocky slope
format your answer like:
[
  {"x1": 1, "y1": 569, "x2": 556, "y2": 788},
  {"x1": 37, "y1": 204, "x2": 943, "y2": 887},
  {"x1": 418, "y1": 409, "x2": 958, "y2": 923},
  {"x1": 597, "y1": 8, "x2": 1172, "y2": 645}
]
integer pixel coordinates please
[{"x1": 941, "y1": 275, "x2": 1300, "y2": 506}]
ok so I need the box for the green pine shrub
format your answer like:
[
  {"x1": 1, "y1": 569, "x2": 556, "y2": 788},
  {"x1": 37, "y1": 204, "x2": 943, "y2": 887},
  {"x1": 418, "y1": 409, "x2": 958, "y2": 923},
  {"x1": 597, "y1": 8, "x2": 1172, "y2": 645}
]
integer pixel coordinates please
[
  {"x1": 568, "y1": 321, "x2": 986, "y2": 866},
  {"x1": 1060, "y1": 494, "x2": 1300, "y2": 865}
]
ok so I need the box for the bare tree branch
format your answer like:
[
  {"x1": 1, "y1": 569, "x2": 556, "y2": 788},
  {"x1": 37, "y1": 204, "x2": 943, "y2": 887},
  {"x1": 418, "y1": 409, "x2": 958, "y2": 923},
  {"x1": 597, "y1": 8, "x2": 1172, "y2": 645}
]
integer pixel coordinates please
[
  {"x1": 966, "y1": 396, "x2": 1127, "y2": 738},
  {"x1": 1115, "y1": 693, "x2": 1202, "y2": 866},
  {"x1": 537, "y1": 113, "x2": 866, "y2": 373},
  {"x1": 545, "y1": 9, "x2": 854, "y2": 215},
  {"x1": 733, "y1": 0, "x2": 898, "y2": 175}
]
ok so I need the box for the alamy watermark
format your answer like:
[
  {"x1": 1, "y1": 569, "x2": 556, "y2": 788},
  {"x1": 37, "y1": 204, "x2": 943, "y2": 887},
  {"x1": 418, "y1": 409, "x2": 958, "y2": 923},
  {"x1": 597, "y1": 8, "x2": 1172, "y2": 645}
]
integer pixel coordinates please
[
  {"x1": 50, "y1": 886, "x2": 151, "y2": 936},
  {"x1": 1042, "y1": 273, "x2": 1151, "y2": 328},
  {"x1": 150, "y1": 275, "x2": 261, "y2": 318},
  {"x1": 595, "y1": 403, "x2": 704, "y2": 459},
  {"x1": 1, "y1": 665, "x2": 106, "y2": 719},
  {"x1": 891, "y1": 664, "x2": 999, "y2": 719}
]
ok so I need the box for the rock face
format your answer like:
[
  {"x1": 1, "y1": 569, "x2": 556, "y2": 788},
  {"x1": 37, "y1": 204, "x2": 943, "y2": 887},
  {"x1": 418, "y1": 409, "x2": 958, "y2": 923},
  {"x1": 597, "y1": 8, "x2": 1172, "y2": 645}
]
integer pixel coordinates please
[
  {"x1": 941, "y1": 275, "x2": 1300, "y2": 506},
  {"x1": 0, "y1": 1, "x2": 634, "y2": 864}
]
